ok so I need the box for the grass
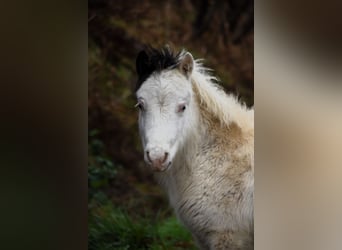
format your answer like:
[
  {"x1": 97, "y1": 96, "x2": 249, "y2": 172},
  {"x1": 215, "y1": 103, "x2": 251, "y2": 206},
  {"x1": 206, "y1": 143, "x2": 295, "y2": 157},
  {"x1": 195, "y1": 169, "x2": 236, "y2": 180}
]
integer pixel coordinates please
[{"x1": 88, "y1": 194, "x2": 196, "y2": 250}]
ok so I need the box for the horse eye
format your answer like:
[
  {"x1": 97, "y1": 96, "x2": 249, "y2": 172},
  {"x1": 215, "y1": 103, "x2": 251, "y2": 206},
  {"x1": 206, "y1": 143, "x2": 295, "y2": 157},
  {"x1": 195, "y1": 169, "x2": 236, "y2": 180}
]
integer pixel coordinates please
[
  {"x1": 135, "y1": 102, "x2": 144, "y2": 111},
  {"x1": 178, "y1": 104, "x2": 186, "y2": 113}
]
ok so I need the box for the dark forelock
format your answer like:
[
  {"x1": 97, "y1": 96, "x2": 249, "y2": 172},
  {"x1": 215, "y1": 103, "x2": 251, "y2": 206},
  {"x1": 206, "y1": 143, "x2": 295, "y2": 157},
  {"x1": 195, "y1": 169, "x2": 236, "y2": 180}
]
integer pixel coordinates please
[{"x1": 136, "y1": 46, "x2": 183, "y2": 90}]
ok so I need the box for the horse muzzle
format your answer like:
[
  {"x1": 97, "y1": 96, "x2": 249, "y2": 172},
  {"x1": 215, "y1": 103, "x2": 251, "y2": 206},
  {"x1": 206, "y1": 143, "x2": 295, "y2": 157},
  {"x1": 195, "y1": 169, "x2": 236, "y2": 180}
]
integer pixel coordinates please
[{"x1": 145, "y1": 146, "x2": 171, "y2": 171}]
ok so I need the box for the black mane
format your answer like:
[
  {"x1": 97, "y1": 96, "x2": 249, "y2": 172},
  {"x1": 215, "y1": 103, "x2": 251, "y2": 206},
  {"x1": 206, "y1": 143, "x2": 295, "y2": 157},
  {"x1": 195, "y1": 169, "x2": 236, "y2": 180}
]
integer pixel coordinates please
[{"x1": 136, "y1": 46, "x2": 183, "y2": 90}]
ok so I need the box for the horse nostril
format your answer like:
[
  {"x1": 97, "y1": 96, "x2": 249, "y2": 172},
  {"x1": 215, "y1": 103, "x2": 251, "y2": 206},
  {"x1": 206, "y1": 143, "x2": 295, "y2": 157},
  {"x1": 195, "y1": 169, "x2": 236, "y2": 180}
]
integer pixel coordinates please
[
  {"x1": 146, "y1": 151, "x2": 152, "y2": 163},
  {"x1": 162, "y1": 152, "x2": 169, "y2": 163}
]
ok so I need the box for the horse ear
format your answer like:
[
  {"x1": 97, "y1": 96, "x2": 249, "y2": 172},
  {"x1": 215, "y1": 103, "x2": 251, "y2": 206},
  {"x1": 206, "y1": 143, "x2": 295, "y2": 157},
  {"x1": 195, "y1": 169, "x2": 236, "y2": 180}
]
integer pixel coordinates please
[
  {"x1": 136, "y1": 50, "x2": 149, "y2": 77},
  {"x1": 178, "y1": 52, "x2": 193, "y2": 78}
]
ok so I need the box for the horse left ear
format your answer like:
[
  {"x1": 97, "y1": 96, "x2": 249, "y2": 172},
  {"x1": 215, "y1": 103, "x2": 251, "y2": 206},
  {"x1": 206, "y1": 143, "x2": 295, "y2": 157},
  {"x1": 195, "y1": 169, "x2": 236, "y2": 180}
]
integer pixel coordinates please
[{"x1": 178, "y1": 52, "x2": 193, "y2": 78}]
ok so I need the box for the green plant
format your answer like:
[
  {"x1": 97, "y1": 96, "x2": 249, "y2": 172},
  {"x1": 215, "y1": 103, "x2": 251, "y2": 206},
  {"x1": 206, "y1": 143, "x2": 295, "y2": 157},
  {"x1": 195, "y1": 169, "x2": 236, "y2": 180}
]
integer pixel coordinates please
[
  {"x1": 88, "y1": 129, "x2": 119, "y2": 199},
  {"x1": 88, "y1": 198, "x2": 196, "y2": 250}
]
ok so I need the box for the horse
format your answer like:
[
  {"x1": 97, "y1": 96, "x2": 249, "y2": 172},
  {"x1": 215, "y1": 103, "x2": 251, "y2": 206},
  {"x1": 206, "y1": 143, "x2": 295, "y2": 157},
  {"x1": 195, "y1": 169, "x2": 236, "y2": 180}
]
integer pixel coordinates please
[{"x1": 135, "y1": 46, "x2": 254, "y2": 250}]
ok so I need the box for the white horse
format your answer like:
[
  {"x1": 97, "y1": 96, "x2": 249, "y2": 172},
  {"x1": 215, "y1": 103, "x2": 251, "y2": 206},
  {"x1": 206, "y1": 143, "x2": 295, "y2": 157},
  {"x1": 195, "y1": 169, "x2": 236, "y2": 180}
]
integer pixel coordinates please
[{"x1": 135, "y1": 46, "x2": 254, "y2": 250}]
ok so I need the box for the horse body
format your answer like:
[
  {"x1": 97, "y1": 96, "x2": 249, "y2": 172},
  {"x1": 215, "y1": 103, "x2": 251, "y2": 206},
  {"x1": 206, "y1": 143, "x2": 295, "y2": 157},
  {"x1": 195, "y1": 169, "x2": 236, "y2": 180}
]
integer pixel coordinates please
[{"x1": 135, "y1": 47, "x2": 254, "y2": 249}]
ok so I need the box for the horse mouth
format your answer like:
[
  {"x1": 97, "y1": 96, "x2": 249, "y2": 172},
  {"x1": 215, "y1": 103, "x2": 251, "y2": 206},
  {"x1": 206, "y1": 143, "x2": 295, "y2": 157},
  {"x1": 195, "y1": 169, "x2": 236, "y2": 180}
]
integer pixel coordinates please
[{"x1": 151, "y1": 161, "x2": 172, "y2": 172}]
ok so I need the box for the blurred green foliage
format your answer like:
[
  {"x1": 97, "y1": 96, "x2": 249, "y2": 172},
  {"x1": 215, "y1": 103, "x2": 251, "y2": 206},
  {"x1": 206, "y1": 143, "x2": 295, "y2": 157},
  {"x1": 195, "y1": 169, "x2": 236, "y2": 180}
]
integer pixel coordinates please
[
  {"x1": 88, "y1": 129, "x2": 119, "y2": 199},
  {"x1": 89, "y1": 198, "x2": 196, "y2": 250}
]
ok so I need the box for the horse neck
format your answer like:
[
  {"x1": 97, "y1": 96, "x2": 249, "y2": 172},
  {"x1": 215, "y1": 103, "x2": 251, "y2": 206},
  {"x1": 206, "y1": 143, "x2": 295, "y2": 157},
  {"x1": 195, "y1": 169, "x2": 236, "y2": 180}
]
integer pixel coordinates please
[{"x1": 190, "y1": 68, "x2": 254, "y2": 134}]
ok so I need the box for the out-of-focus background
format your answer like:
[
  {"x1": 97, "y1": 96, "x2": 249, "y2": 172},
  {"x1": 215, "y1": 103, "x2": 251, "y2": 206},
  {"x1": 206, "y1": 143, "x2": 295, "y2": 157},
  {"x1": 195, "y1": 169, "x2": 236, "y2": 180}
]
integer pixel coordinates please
[
  {"x1": 256, "y1": 1, "x2": 342, "y2": 250},
  {"x1": 88, "y1": 0, "x2": 253, "y2": 249}
]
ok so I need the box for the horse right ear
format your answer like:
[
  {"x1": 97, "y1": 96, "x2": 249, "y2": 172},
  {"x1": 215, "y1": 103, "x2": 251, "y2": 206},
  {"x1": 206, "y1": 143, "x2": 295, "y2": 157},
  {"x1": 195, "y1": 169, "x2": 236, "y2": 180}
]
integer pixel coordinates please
[
  {"x1": 178, "y1": 52, "x2": 194, "y2": 79},
  {"x1": 136, "y1": 50, "x2": 149, "y2": 77}
]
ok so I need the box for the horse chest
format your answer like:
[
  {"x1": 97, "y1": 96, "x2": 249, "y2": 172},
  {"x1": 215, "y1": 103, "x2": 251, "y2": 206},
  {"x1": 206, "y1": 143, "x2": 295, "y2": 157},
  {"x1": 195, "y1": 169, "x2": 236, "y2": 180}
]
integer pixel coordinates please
[
  {"x1": 178, "y1": 179, "x2": 244, "y2": 228},
  {"x1": 161, "y1": 151, "x2": 252, "y2": 233}
]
